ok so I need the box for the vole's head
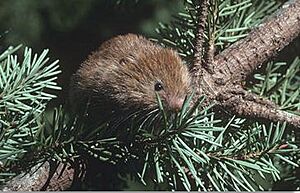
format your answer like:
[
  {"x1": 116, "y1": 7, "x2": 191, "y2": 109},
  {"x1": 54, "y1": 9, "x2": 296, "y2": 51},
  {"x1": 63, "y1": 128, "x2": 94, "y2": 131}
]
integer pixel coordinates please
[{"x1": 99, "y1": 35, "x2": 191, "y2": 113}]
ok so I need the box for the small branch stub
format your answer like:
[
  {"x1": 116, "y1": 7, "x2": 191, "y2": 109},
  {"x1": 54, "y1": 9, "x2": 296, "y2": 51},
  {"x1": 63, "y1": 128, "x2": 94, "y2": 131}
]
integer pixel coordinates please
[{"x1": 192, "y1": 0, "x2": 209, "y2": 71}]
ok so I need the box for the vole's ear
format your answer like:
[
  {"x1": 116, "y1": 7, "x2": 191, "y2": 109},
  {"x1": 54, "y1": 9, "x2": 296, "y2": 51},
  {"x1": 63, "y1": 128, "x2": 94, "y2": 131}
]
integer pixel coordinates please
[{"x1": 119, "y1": 54, "x2": 136, "y2": 65}]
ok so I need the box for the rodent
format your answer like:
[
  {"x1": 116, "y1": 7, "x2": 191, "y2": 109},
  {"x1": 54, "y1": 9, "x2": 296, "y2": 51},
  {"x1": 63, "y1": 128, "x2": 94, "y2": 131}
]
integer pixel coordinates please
[{"x1": 69, "y1": 34, "x2": 191, "y2": 125}]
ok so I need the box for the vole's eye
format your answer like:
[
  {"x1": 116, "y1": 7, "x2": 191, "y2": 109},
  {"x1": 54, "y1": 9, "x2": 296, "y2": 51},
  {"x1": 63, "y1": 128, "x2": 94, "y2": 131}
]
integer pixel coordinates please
[{"x1": 154, "y1": 82, "x2": 164, "y2": 91}]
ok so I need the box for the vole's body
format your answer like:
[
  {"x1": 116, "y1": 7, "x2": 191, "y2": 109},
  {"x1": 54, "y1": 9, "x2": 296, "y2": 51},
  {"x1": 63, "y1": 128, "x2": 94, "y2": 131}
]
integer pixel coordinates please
[{"x1": 70, "y1": 34, "x2": 191, "y2": 123}]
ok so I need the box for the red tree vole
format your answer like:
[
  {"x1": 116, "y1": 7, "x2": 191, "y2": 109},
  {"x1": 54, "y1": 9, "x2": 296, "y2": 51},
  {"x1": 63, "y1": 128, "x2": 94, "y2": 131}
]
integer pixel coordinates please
[{"x1": 70, "y1": 34, "x2": 191, "y2": 123}]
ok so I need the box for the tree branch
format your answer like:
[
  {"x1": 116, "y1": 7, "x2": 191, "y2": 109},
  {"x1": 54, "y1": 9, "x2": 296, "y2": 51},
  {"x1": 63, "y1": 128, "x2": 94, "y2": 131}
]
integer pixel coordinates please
[
  {"x1": 192, "y1": 0, "x2": 300, "y2": 128},
  {"x1": 203, "y1": 0, "x2": 217, "y2": 73},
  {"x1": 212, "y1": 0, "x2": 300, "y2": 85},
  {"x1": 217, "y1": 87, "x2": 300, "y2": 128},
  {"x1": 2, "y1": 162, "x2": 74, "y2": 191},
  {"x1": 192, "y1": 0, "x2": 209, "y2": 72}
]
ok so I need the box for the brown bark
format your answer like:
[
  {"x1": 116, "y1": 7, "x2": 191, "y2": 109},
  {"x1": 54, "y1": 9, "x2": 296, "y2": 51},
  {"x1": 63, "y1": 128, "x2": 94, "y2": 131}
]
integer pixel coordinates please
[
  {"x1": 217, "y1": 87, "x2": 300, "y2": 127},
  {"x1": 192, "y1": 0, "x2": 209, "y2": 72},
  {"x1": 2, "y1": 162, "x2": 74, "y2": 191},
  {"x1": 192, "y1": 0, "x2": 300, "y2": 128},
  {"x1": 213, "y1": 0, "x2": 300, "y2": 85}
]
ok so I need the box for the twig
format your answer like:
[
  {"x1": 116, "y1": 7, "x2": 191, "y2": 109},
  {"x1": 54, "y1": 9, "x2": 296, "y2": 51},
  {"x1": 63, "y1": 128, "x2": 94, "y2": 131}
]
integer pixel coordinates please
[
  {"x1": 217, "y1": 88, "x2": 300, "y2": 128},
  {"x1": 2, "y1": 162, "x2": 74, "y2": 191},
  {"x1": 204, "y1": 0, "x2": 217, "y2": 73},
  {"x1": 192, "y1": 0, "x2": 209, "y2": 72}
]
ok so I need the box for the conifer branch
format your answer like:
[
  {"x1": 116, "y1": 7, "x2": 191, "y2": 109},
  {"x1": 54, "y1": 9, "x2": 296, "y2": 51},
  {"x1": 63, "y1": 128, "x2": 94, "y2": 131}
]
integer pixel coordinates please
[
  {"x1": 217, "y1": 87, "x2": 300, "y2": 128},
  {"x1": 212, "y1": 0, "x2": 300, "y2": 84},
  {"x1": 192, "y1": 0, "x2": 209, "y2": 72},
  {"x1": 192, "y1": 0, "x2": 300, "y2": 128},
  {"x1": 203, "y1": 0, "x2": 217, "y2": 73},
  {"x1": 2, "y1": 162, "x2": 75, "y2": 191}
]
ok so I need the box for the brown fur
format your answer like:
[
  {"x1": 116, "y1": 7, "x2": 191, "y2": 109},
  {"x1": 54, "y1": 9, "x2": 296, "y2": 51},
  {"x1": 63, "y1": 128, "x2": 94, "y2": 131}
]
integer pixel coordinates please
[{"x1": 70, "y1": 34, "x2": 191, "y2": 119}]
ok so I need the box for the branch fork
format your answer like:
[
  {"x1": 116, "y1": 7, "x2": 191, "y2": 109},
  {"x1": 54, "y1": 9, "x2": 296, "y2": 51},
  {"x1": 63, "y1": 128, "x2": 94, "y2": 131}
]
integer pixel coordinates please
[{"x1": 191, "y1": 0, "x2": 300, "y2": 128}]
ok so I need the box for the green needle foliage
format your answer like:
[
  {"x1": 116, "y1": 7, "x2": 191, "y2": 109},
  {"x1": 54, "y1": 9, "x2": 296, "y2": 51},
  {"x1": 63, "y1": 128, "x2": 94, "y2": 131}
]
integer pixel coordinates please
[
  {"x1": 0, "y1": 0, "x2": 299, "y2": 191},
  {"x1": 0, "y1": 46, "x2": 61, "y2": 183},
  {"x1": 9, "y1": 90, "x2": 297, "y2": 191},
  {"x1": 155, "y1": 0, "x2": 280, "y2": 64},
  {"x1": 251, "y1": 57, "x2": 300, "y2": 114}
]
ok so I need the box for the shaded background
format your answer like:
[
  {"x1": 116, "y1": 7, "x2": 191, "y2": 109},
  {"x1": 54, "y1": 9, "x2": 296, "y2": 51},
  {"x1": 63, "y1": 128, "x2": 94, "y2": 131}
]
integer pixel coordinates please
[
  {"x1": 0, "y1": 0, "x2": 183, "y2": 106},
  {"x1": 1, "y1": 0, "x2": 299, "y2": 107}
]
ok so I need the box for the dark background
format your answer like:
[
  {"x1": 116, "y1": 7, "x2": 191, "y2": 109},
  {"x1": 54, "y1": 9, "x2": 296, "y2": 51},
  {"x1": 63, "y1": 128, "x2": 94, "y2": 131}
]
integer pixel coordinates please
[
  {"x1": 0, "y1": 0, "x2": 183, "y2": 105},
  {"x1": 1, "y1": 0, "x2": 299, "y2": 107}
]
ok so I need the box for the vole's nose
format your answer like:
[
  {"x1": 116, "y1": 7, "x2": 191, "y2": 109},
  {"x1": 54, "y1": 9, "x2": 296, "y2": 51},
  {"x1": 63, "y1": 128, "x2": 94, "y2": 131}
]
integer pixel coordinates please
[{"x1": 168, "y1": 97, "x2": 185, "y2": 112}]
